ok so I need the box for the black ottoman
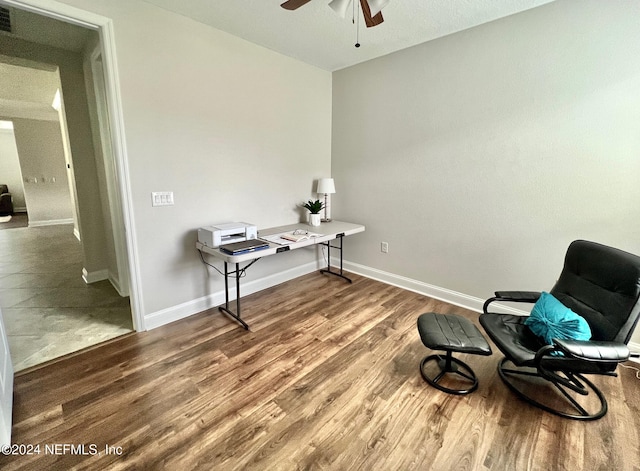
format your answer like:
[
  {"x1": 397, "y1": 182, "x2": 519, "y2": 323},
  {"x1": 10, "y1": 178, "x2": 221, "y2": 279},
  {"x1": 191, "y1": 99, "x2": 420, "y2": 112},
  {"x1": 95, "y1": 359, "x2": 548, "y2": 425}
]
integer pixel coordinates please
[{"x1": 417, "y1": 313, "x2": 492, "y2": 395}]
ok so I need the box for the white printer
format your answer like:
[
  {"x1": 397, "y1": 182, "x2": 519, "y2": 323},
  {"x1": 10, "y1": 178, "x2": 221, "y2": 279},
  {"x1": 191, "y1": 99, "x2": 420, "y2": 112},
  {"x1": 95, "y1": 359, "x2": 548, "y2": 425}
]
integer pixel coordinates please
[{"x1": 197, "y1": 222, "x2": 258, "y2": 248}]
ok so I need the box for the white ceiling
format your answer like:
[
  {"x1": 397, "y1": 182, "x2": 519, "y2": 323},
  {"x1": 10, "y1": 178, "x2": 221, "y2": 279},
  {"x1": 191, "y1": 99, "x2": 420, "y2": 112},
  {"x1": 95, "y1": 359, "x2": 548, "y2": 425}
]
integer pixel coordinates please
[{"x1": 142, "y1": 0, "x2": 556, "y2": 71}]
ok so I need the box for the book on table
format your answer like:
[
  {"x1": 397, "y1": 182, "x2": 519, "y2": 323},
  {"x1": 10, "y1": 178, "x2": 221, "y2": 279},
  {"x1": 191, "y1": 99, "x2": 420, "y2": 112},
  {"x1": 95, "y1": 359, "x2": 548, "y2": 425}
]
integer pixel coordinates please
[{"x1": 280, "y1": 231, "x2": 319, "y2": 242}]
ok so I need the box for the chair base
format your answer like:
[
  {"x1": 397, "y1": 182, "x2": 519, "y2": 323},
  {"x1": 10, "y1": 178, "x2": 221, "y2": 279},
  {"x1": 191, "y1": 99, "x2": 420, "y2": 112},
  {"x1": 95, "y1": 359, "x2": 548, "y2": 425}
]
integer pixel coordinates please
[
  {"x1": 419, "y1": 352, "x2": 479, "y2": 395},
  {"x1": 497, "y1": 357, "x2": 608, "y2": 421}
]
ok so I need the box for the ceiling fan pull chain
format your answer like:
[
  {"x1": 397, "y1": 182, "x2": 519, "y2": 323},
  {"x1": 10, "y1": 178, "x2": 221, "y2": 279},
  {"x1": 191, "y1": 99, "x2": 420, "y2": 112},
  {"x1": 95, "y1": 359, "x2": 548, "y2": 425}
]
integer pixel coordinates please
[{"x1": 355, "y1": 0, "x2": 361, "y2": 47}]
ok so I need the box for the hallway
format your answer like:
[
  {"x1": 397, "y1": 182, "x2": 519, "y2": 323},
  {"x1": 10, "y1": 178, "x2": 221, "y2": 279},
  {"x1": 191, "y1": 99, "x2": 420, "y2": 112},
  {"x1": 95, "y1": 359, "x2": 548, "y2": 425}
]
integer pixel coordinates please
[{"x1": 0, "y1": 222, "x2": 132, "y2": 371}]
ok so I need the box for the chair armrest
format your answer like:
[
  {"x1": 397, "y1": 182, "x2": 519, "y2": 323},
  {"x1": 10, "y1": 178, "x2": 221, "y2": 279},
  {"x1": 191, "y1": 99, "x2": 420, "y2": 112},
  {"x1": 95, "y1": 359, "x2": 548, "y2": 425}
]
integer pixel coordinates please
[
  {"x1": 552, "y1": 338, "x2": 630, "y2": 363},
  {"x1": 494, "y1": 291, "x2": 541, "y2": 302},
  {"x1": 482, "y1": 291, "x2": 541, "y2": 313}
]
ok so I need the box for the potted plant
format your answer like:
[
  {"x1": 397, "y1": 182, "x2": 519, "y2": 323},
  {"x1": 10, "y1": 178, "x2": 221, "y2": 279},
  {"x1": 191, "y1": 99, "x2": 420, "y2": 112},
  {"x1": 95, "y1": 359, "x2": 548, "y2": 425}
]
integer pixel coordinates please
[{"x1": 302, "y1": 199, "x2": 324, "y2": 226}]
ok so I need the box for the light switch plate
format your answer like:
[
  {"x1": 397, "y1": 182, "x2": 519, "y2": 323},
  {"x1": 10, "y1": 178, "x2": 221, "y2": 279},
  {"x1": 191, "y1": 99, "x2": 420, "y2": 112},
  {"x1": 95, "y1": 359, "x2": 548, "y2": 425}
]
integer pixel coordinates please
[{"x1": 152, "y1": 191, "x2": 174, "y2": 206}]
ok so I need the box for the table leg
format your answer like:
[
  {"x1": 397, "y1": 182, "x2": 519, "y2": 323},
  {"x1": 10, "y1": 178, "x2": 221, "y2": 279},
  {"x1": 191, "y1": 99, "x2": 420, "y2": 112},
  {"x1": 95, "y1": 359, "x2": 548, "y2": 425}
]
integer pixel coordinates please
[
  {"x1": 218, "y1": 261, "x2": 250, "y2": 330},
  {"x1": 320, "y1": 234, "x2": 352, "y2": 283}
]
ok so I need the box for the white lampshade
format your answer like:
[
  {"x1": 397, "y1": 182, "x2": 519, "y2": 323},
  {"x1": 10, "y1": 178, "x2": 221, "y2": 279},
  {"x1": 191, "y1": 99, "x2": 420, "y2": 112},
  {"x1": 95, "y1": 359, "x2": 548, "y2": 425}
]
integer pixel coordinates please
[
  {"x1": 367, "y1": 0, "x2": 390, "y2": 17},
  {"x1": 329, "y1": 0, "x2": 353, "y2": 18},
  {"x1": 317, "y1": 178, "x2": 336, "y2": 194}
]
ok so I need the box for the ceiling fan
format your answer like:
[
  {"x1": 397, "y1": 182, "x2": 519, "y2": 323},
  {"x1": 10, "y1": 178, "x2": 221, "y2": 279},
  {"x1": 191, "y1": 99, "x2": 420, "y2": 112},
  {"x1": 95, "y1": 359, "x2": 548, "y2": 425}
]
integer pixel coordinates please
[{"x1": 281, "y1": 0, "x2": 390, "y2": 28}]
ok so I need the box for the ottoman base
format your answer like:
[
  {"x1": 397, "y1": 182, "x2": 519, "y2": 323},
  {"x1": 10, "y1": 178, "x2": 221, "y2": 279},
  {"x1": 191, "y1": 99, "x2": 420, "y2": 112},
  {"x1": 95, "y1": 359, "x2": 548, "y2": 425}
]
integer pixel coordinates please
[
  {"x1": 417, "y1": 313, "x2": 492, "y2": 395},
  {"x1": 419, "y1": 352, "x2": 479, "y2": 395}
]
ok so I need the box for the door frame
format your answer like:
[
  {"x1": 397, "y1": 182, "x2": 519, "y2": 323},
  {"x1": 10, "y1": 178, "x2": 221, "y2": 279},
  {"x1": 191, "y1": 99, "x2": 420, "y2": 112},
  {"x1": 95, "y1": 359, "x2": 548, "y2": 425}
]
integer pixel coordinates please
[
  {"x1": 1, "y1": 0, "x2": 144, "y2": 331},
  {"x1": 0, "y1": 307, "x2": 13, "y2": 447},
  {"x1": 89, "y1": 47, "x2": 130, "y2": 297}
]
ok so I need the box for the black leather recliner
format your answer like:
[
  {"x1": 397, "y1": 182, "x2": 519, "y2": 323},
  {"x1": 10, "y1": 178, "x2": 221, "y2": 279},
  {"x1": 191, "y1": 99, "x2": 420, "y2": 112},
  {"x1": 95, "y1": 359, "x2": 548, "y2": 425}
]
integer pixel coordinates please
[
  {"x1": 480, "y1": 240, "x2": 640, "y2": 420},
  {"x1": 0, "y1": 184, "x2": 13, "y2": 216}
]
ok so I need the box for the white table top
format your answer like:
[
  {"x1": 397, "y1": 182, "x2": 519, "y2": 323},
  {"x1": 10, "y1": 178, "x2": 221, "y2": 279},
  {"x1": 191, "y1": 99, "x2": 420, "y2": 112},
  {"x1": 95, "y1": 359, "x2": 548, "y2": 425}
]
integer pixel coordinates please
[{"x1": 196, "y1": 220, "x2": 365, "y2": 263}]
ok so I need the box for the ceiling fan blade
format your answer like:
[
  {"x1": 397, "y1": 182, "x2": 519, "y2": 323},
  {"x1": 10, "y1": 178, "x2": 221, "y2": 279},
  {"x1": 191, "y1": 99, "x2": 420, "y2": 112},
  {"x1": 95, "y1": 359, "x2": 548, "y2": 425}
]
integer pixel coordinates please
[
  {"x1": 359, "y1": 0, "x2": 384, "y2": 27},
  {"x1": 280, "y1": 0, "x2": 313, "y2": 10},
  {"x1": 329, "y1": 0, "x2": 353, "y2": 18},
  {"x1": 367, "y1": 0, "x2": 390, "y2": 17}
]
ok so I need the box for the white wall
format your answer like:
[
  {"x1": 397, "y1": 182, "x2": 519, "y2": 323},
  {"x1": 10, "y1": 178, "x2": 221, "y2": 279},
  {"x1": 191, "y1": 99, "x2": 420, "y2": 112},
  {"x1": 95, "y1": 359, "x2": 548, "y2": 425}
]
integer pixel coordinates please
[
  {"x1": 11, "y1": 118, "x2": 73, "y2": 223},
  {"x1": 0, "y1": 126, "x2": 25, "y2": 210},
  {"x1": 332, "y1": 1, "x2": 640, "y2": 341},
  {"x1": 53, "y1": 0, "x2": 332, "y2": 324}
]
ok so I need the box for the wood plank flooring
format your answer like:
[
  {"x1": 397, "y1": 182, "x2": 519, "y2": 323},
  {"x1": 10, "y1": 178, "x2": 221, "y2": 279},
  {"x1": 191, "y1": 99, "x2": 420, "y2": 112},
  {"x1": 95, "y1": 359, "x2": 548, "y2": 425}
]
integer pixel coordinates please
[{"x1": 2, "y1": 272, "x2": 639, "y2": 470}]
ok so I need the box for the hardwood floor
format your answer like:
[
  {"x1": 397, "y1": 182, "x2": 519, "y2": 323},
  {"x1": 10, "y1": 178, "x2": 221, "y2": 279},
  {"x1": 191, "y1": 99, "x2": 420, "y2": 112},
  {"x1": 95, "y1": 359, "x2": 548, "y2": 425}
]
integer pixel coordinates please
[{"x1": 2, "y1": 272, "x2": 639, "y2": 470}]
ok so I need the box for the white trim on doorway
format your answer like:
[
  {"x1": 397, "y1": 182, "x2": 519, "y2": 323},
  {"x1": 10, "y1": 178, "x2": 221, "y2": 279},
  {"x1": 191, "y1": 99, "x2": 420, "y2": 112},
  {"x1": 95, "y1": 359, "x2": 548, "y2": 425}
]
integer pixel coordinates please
[{"x1": 88, "y1": 45, "x2": 131, "y2": 297}]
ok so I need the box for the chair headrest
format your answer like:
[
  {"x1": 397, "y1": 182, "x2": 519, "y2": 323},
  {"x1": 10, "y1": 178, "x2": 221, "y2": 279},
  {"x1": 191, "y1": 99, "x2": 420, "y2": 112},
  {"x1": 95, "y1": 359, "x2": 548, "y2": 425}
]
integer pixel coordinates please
[{"x1": 551, "y1": 240, "x2": 640, "y2": 343}]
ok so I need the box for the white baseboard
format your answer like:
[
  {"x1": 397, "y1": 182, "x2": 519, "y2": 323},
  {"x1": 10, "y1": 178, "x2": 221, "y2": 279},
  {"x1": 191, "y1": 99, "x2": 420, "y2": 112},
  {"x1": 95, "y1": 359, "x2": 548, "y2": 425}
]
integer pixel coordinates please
[
  {"x1": 29, "y1": 218, "x2": 74, "y2": 228},
  {"x1": 144, "y1": 261, "x2": 320, "y2": 330},
  {"x1": 108, "y1": 270, "x2": 128, "y2": 297},
  {"x1": 341, "y1": 259, "x2": 528, "y2": 316},
  {"x1": 82, "y1": 268, "x2": 109, "y2": 284},
  {"x1": 83, "y1": 268, "x2": 127, "y2": 296}
]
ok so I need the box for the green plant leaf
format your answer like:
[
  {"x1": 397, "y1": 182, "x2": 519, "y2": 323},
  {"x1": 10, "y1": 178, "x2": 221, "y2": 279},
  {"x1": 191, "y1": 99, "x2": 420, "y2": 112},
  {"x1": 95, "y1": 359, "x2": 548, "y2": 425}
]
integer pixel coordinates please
[{"x1": 302, "y1": 199, "x2": 324, "y2": 214}]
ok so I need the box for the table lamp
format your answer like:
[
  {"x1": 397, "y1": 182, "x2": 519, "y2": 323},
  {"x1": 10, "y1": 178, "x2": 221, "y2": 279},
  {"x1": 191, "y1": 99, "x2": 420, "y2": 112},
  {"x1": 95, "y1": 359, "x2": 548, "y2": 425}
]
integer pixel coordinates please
[{"x1": 316, "y1": 178, "x2": 336, "y2": 222}]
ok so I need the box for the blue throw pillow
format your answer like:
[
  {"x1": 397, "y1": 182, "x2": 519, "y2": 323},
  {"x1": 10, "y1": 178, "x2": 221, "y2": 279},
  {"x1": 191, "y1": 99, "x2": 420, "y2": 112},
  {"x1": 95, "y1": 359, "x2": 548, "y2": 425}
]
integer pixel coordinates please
[{"x1": 524, "y1": 292, "x2": 591, "y2": 345}]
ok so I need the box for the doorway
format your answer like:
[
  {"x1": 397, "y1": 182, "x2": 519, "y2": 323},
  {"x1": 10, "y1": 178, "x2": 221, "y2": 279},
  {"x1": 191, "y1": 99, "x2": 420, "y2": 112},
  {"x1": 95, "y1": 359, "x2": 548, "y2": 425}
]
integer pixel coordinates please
[
  {"x1": 0, "y1": 64, "x2": 132, "y2": 371},
  {"x1": 0, "y1": 2, "x2": 142, "y2": 370}
]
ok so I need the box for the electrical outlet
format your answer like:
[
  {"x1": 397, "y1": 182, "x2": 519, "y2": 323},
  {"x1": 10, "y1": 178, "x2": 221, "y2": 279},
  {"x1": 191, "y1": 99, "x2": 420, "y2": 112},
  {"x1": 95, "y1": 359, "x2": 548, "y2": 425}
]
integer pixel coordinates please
[{"x1": 381, "y1": 241, "x2": 389, "y2": 253}]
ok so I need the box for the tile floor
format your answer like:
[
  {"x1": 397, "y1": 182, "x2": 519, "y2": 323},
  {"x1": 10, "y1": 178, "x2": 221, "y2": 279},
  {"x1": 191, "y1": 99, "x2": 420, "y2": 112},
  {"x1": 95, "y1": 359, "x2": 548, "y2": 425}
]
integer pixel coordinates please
[
  {"x1": 0, "y1": 212, "x2": 29, "y2": 230},
  {"x1": 0, "y1": 221, "x2": 133, "y2": 371}
]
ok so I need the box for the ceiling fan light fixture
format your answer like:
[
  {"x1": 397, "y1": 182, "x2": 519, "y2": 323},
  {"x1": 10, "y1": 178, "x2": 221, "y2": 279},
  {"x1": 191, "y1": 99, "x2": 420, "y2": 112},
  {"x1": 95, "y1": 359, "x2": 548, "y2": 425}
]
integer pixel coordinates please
[
  {"x1": 367, "y1": 0, "x2": 390, "y2": 17},
  {"x1": 328, "y1": 0, "x2": 353, "y2": 19}
]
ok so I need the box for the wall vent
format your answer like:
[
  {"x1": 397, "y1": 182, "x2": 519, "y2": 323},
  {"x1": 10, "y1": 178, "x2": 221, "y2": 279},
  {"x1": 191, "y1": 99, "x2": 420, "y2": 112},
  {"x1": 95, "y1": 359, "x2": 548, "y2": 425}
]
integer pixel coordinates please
[{"x1": 0, "y1": 7, "x2": 11, "y2": 33}]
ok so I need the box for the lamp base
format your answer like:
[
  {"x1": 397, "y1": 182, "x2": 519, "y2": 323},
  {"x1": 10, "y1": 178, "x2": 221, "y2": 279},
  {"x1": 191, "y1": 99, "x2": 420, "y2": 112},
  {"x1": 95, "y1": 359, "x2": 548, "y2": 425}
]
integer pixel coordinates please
[{"x1": 321, "y1": 218, "x2": 332, "y2": 223}]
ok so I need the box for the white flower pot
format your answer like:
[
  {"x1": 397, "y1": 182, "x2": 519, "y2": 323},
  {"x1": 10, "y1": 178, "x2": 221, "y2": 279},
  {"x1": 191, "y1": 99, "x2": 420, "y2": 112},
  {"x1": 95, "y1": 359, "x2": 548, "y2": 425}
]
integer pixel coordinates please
[{"x1": 308, "y1": 213, "x2": 321, "y2": 226}]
